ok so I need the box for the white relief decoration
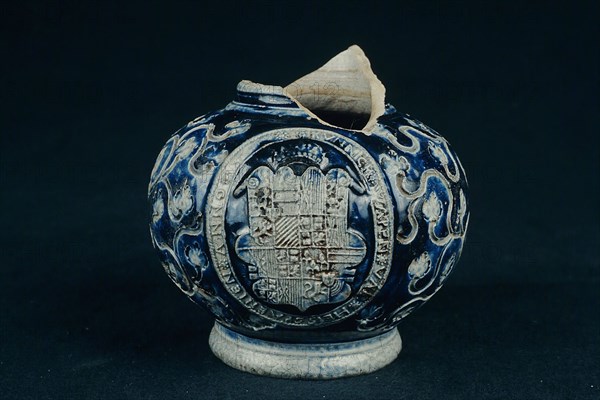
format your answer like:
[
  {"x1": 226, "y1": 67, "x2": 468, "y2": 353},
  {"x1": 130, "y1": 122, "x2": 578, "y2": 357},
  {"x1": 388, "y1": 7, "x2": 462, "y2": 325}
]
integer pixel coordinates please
[
  {"x1": 148, "y1": 135, "x2": 178, "y2": 192},
  {"x1": 384, "y1": 145, "x2": 464, "y2": 248},
  {"x1": 176, "y1": 136, "x2": 198, "y2": 160},
  {"x1": 223, "y1": 119, "x2": 252, "y2": 137},
  {"x1": 163, "y1": 260, "x2": 179, "y2": 280},
  {"x1": 206, "y1": 128, "x2": 394, "y2": 328},
  {"x1": 149, "y1": 124, "x2": 214, "y2": 193},
  {"x1": 152, "y1": 197, "x2": 164, "y2": 223},
  {"x1": 440, "y1": 254, "x2": 456, "y2": 283},
  {"x1": 207, "y1": 120, "x2": 251, "y2": 142},
  {"x1": 396, "y1": 200, "x2": 420, "y2": 245},
  {"x1": 168, "y1": 183, "x2": 194, "y2": 220},
  {"x1": 372, "y1": 124, "x2": 421, "y2": 154},
  {"x1": 389, "y1": 299, "x2": 423, "y2": 326},
  {"x1": 235, "y1": 166, "x2": 366, "y2": 312},
  {"x1": 393, "y1": 155, "x2": 467, "y2": 247},
  {"x1": 422, "y1": 192, "x2": 442, "y2": 223},
  {"x1": 457, "y1": 189, "x2": 467, "y2": 229},
  {"x1": 151, "y1": 238, "x2": 194, "y2": 296},
  {"x1": 149, "y1": 119, "x2": 238, "y2": 311},
  {"x1": 404, "y1": 116, "x2": 442, "y2": 140},
  {"x1": 428, "y1": 142, "x2": 460, "y2": 183},
  {"x1": 186, "y1": 244, "x2": 206, "y2": 268},
  {"x1": 428, "y1": 142, "x2": 448, "y2": 165},
  {"x1": 356, "y1": 304, "x2": 385, "y2": 329},
  {"x1": 379, "y1": 151, "x2": 410, "y2": 177},
  {"x1": 372, "y1": 121, "x2": 469, "y2": 327},
  {"x1": 407, "y1": 252, "x2": 431, "y2": 279},
  {"x1": 188, "y1": 113, "x2": 210, "y2": 127},
  {"x1": 407, "y1": 236, "x2": 458, "y2": 296}
]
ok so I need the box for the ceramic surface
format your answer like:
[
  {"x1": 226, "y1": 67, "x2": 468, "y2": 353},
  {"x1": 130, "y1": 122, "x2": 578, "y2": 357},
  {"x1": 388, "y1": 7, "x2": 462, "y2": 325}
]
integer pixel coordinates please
[{"x1": 148, "y1": 46, "x2": 469, "y2": 378}]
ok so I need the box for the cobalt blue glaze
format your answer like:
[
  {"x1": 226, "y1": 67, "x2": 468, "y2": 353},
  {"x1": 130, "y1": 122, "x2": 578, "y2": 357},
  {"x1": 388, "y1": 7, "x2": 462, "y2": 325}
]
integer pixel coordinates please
[{"x1": 148, "y1": 80, "x2": 469, "y2": 344}]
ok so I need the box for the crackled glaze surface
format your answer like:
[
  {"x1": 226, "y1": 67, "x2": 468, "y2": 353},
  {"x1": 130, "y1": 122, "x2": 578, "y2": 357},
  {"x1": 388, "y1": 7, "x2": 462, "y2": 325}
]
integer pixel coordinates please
[
  {"x1": 148, "y1": 46, "x2": 469, "y2": 377},
  {"x1": 209, "y1": 323, "x2": 402, "y2": 379}
]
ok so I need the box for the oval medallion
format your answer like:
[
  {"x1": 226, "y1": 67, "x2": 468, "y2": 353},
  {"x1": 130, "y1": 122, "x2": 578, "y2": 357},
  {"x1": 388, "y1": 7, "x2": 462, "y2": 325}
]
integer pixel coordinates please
[{"x1": 206, "y1": 128, "x2": 394, "y2": 327}]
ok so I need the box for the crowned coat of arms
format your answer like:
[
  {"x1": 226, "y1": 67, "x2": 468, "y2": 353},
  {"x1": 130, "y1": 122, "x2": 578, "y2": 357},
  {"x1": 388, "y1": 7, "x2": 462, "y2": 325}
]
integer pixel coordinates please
[{"x1": 235, "y1": 165, "x2": 366, "y2": 312}]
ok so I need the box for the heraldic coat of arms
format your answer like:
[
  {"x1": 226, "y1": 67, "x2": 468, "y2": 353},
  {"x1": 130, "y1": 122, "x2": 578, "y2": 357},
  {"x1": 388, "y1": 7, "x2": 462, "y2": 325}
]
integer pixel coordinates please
[{"x1": 235, "y1": 165, "x2": 367, "y2": 312}]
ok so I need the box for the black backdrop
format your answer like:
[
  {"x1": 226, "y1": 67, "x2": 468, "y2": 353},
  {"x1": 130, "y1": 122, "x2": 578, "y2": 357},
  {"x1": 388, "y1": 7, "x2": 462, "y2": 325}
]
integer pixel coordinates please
[{"x1": 1, "y1": 1, "x2": 598, "y2": 399}]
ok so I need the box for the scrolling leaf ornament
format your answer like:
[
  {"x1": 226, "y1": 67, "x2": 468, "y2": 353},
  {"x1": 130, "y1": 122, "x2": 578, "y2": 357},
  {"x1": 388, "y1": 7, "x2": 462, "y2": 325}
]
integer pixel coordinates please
[
  {"x1": 361, "y1": 121, "x2": 469, "y2": 331},
  {"x1": 148, "y1": 121, "x2": 255, "y2": 327}
]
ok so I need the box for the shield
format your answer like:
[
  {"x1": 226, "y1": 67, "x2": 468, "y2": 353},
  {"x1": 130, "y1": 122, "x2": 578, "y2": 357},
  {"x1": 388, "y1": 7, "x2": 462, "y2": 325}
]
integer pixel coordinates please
[{"x1": 236, "y1": 165, "x2": 366, "y2": 312}]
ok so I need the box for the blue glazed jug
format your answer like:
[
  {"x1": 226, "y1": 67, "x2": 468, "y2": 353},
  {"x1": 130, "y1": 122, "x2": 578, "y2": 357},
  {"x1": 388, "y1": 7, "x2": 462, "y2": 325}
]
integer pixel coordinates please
[{"x1": 148, "y1": 45, "x2": 469, "y2": 379}]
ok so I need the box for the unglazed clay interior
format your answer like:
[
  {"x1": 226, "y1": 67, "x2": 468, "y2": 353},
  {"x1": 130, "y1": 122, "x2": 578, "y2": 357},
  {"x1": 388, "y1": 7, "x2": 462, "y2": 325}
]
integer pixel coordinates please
[{"x1": 285, "y1": 45, "x2": 386, "y2": 132}]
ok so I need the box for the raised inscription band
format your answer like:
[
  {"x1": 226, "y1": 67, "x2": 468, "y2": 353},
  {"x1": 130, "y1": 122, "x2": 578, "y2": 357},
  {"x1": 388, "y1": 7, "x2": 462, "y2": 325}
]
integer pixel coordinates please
[{"x1": 206, "y1": 128, "x2": 394, "y2": 328}]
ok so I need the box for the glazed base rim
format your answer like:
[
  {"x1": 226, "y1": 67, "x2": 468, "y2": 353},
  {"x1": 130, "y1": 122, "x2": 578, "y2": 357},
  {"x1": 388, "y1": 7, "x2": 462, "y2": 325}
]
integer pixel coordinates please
[{"x1": 208, "y1": 322, "x2": 402, "y2": 379}]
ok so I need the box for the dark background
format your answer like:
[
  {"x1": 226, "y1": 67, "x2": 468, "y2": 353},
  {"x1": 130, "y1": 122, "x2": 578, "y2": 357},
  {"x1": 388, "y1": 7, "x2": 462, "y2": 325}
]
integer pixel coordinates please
[{"x1": 1, "y1": 1, "x2": 598, "y2": 399}]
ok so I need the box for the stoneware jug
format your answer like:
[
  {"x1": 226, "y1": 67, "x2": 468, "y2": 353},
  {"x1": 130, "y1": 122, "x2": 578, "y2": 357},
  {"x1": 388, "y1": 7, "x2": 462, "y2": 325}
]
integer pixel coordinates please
[{"x1": 148, "y1": 45, "x2": 469, "y2": 379}]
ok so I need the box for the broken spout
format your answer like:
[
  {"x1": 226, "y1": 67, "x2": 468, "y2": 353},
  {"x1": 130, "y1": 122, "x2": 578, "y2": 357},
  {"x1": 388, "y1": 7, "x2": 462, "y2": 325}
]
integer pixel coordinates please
[{"x1": 284, "y1": 45, "x2": 386, "y2": 132}]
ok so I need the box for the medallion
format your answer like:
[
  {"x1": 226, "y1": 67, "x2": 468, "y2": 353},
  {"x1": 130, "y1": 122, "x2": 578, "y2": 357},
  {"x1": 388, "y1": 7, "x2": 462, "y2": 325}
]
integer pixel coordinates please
[{"x1": 206, "y1": 129, "x2": 394, "y2": 327}]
